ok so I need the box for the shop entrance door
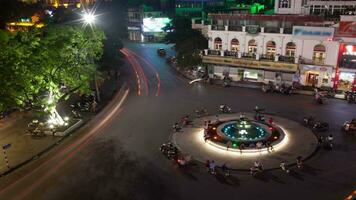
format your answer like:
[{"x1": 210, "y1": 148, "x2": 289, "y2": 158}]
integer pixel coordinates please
[{"x1": 307, "y1": 73, "x2": 319, "y2": 87}]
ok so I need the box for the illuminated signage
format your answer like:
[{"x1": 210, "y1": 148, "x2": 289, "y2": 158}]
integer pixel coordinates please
[
  {"x1": 293, "y1": 26, "x2": 334, "y2": 40},
  {"x1": 203, "y1": 56, "x2": 298, "y2": 72},
  {"x1": 142, "y1": 18, "x2": 171, "y2": 32}
]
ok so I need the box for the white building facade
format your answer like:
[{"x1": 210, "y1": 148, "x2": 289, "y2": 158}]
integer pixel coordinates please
[{"x1": 203, "y1": 15, "x2": 340, "y2": 88}]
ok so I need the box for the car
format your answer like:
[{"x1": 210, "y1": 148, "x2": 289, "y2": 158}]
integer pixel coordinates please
[{"x1": 157, "y1": 48, "x2": 166, "y2": 56}]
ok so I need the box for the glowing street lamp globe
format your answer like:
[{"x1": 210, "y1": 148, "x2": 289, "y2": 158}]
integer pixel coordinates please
[{"x1": 83, "y1": 12, "x2": 95, "y2": 25}]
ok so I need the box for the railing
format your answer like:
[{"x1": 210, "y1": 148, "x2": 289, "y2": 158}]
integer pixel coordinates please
[
  {"x1": 284, "y1": 28, "x2": 293, "y2": 34},
  {"x1": 224, "y1": 51, "x2": 239, "y2": 57},
  {"x1": 228, "y1": 26, "x2": 243, "y2": 32},
  {"x1": 211, "y1": 25, "x2": 225, "y2": 31},
  {"x1": 260, "y1": 54, "x2": 275, "y2": 61},
  {"x1": 208, "y1": 49, "x2": 220, "y2": 56},
  {"x1": 278, "y1": 56, "x2": 295, "y2": 63},
  {"x1": 241, "y1": 52, "x2": 256, "y2": 59},
  {"x1": 206, "y1": 50, "x2": 297, "y2": 64},
  {"x1": 264, "y1": 27, "x2": 280, "y2": 33},
  {"x1": 312, "y1": 57, "x2": 325, "y2": 65}
]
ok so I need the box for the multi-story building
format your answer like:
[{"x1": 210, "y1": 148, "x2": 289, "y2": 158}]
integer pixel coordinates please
[
  {"x1": 127, "y1": 6, "x2": 171, "y2": 42},
  {"x1": 333, "y1": 15, "x2": 356, "y2": 91},
  {"x1": 201, "y1": 12, "x2": 356, "y2": 91},
  {"x1": 274, "y1": 0, "x2": 356, "y2": 19},
  {"x1": 202, "y1": 13, "x2": 340, "y2": 88}
]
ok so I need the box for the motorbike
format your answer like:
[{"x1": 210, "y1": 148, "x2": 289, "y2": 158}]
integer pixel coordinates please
[
  {"x1": 219, "y1": 105, "x2": 232, "y2": 113},
  {"x1": 345, "y1": 91, "x2": 356, "y2": 103},
  {"x1": 181, "y1": 116, "x2": 193, "y2": 125},
  {"x1": 262, "y1": 82, "x2": 292, "y2": 95},
  {"x1": 160, "y1": 143, "x2": 179, "y2": 160},
  {"x1": 279, "y1": 83, "x2": 293, "y2": 95},
  {"x1": 342, "y1": 120, "x2": 356, "y2": 133},
  {"x1": 303, "y1": 116, "x2": 329, "y2": 132},
  {"x1": 195, "y1": 108, "x2": 208, "y2": 118},
  {"x1": 223, "y1": 76, "x2": 232, "y2": 88},
  {"x1": 314, "y1": 93, "x2": 326, "y2": 104},
  {"x1": 172, "y1": 123, "x2": 181, "y2": 132},
  {"x1": 319, "y1": 87, "x2": 336, "y2": 98}
]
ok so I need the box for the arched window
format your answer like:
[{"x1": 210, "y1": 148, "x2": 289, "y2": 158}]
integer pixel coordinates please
[
  {"x1": 214, "y1": 37, "x2": 222, "y2": 50},
  {"x1": 313, "y1": 44, "x2": 326, "y2": 64},
  {"x1": 266, "y1": 41, "x2": 276, "y2": 58},
  {"x1": 231, "y1": 38, "x2": 239, "y2": 52},
  {"x1": 285, "y1": 42, "x2": 296, "y2": 57},
  {"x1": 248, "y1": 39, "x2": 257, "y2": 54}
]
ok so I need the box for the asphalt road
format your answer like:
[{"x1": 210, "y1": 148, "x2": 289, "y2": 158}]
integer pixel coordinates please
[{"x1": 0, "y1": 43, "x2": 355, "y2": 200}]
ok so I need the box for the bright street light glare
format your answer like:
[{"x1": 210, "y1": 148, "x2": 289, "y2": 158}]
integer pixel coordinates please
[{"x1": 83, "y1": 12, "x2": 95, "y2": 24}]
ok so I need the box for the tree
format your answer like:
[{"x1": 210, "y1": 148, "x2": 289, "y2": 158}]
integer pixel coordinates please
[
  {"x1": 0, "y1": 25, "x2": 105, "y2": 125},
  {"x1": 164, "y1": 17, "x2": 208, "y2": 68}
]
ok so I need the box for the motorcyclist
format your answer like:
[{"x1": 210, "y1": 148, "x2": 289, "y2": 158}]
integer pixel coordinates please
[
  {"x1": 326, "y1": 134, "x2": 333, "y2": 149},
  {"x1": 219, "y1": 104, "x2": 231, "y2": 113},
  {"x1": 221, "y1": 163, "x2": 230, "y2": 176},
  {"x1": 173, "y1": 123, "x2": 180, "y2": 132},
  {"x1": 182, "y1": 115, "x2": 191, "y2": 125}
]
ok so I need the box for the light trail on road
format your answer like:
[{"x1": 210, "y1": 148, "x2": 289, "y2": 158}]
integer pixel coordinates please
[
  {"x1": 120, "y1": 49, "x2": 144, "y2": 96},
  {"x1": 124, "y1": 48, "x2": 161, "y2": 97},
  {"x1": 121, "y1": 48, "x2": 150, "y2": 96},
  {"x1": 0, "y1": 88, "x2": 129, "y2": 200}
]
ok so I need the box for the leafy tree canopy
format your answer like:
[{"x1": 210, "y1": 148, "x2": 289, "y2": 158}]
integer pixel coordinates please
[
  {"x1": 0, "y1": 25, "x2": 105, "y2": 112},
  {"x1": 164, "y1": 17, "x2": 208, "y2": 68}
]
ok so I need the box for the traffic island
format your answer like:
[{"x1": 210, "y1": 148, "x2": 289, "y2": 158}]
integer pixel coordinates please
[{"x1": 172, "y1": 113, "x2": 318, "y2": 170}]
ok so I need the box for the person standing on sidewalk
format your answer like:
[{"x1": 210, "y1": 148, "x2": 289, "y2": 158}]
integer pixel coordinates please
[
  {"x1": 210, "y1": 160, "x2": 216, "y2": 175},
  {"x1": 205, "y1": 160, "x2": 210, "y2": 172},
  {"x1": 296, "y1": 156, "x2": 303, "y2": 169}
]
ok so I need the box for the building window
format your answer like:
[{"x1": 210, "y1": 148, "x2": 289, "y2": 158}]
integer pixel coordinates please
[
  {"x1": 286, "y1": 42, "x2": 296, "y2": 57},
  {"x1": 214, "y1": 37, "x2": 222, "y2": 50},
  {"x1": 266, "y1": 41, "x2": 276, "y2": 59},
  {"x1": 231, "y1": 38, "x2": 239, "y2": 52},
  {"x1": 279, "y1": 0, "x2": 291, "y2": 8},
  {"x1": 313, "y1": 44, "x2": 326, "y2": 64},
  {"x1": 248, "y1": 39, "x2": 257, "y2": 54}
]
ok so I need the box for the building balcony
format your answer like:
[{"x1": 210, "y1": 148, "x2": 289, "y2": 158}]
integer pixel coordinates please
[
  {"x1": 203, "y1": 50, "x2": 298, "y2": 73},
  {"x1": 299, "y1": 57, "x2": 326, "y2": 65},
  {"x1": 211, "y1": 25, "x2": 225, "y2": 31}
]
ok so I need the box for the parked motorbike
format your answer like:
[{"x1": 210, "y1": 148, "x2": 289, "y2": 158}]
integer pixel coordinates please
[
  {"x1": 345, "y1": 91, "x2": 356, "y2": 103},
  {"x1": 342, "y1": 119, "x2": 356, "y2": 133},
  {"x1": 219, "y1": 105, "x2": 232, "y2": 113},
  {"x1": 262, "y1": 81, "x2": 292, "y2": 95},
  {"x1": 279, "y1": 83, "x2": 293, "y2": 95},
  {"x1": 319, "y1": 86, "x2": 336, "y2": 98}
]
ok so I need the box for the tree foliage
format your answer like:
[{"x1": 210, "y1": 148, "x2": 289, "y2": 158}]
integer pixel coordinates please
[
  {"x1": 164, "y1": 17, "x2": 208, "y2": 68},
  {"x1": 0, "y1": 25, "x2": 105, "y2": 112}
]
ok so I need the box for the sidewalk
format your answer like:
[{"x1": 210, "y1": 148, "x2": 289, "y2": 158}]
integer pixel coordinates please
[
  {"x1": 173, "y1": 65, "x2": 346, "y2": 100},
  {"x1": 0, "y1": 69, "x2": 121, "y2": 175}
]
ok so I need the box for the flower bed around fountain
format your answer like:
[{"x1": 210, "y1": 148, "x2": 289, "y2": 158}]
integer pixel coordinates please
[{"x1": 205, "y1": 115, "x2": 283, "y2": 150}]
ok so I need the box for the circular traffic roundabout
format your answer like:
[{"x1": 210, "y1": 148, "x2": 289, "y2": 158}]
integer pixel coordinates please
[{"x1": 172, "y1": 112, "x2": 318, "y2": 170}]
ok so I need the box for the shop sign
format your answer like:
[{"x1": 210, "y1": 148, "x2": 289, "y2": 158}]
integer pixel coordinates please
[
  {"x1": 300, "y1": 64, "x2": 332, "y2": 72},
  {"x1": 203, "y1": 56, "x2": 298, "y2": 72},
  {"x1": 128, "y1": 26, "x2": 141, "y2": 31},
  {"x1": 293, "y1": 26, "x2": 334, "y2": 40},
  {"x1": 246, "y1": 25, "x2": 260, "y2": 34}
]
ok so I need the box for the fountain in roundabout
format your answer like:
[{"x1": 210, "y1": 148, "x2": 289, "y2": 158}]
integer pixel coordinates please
[{"x1": 205, "y1": 114, "x2": 284, "y2": 151}]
